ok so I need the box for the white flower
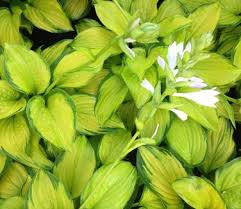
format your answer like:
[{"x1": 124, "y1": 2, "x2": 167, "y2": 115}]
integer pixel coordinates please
[
  {"x1": 189, "y1": 77, "x2": 207, "y2": 88},
  {"x1": 173, "y1": 88, "x2": 220, "y2": 107},
  {"x1": 125, "y1": 38, "x2": 136, "y2": 43},
  {"x1": 130, "y1": 17, "x2": 141, "y2": 30},
  {"x1": 157, "y1": 56, "x2": 166, "y2": 69},
  {"x1": 157, "y1": 41, "x2": 192, "y2": 76},
  {"x1": 171, "y1": 109, "x2": 188, "y2": 121},
  {"x1": 141, "y1": 79, "x2": 155, "y2": 94},
  {"x1": 151, "y1": 124, "x2": 160, "y2": 138},
  {"x1": 175, "y1": 76, "x2": 207, "y2": 89}
]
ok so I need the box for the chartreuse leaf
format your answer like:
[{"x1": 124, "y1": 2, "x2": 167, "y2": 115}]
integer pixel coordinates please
[
  {"x1": 53, "y1": 136, "x2": 96, "y2": 198},
  {"x1": 167, "y1": 118, "x2": 207, "y2": 166},
  {"x1": 177, "y1": 0, "x2": 215, "y2": 12},
  {"x1": 23, "y1": 0, "x2": 73, "y2": 33},
  {"x1": 200, "y1": 118, "x2": 235, "y2": 174},
  {"x1": 130, "y1": 0, "x2": 158, "y2": 22},
  {"x1": 190, "y1": 53, "x2": 241, "y2": 86},
  {"x1": 3, "y1": 44, "x2": 51, "y2": 95},
  {"x1": 234, "y1": 38, "x2": 241, "y2": 68},
  {"x1": 137, "y1": 146, "x2": 187, "y2": 209},
  {"x1": 27, "y1": 89, "x2": 76, "y2": 150},
  {"x1": 170, "y1": 97, "x2": 218, "y2": 130},
  {"x1": 0, "y1": 114, "x2": 30, "y2": 160},
  {"x1": 139, "y1": 187, "x2": 166, "y2": 209},
  {"x1": 116, "y1": 0, "x2": 132, "y2": 12},
  {"x1": 95, "y1": 75, "x2": 128, "y2": 124},
  {"x1": 71, "y1": 27, "x2": 120, "y2": 55},
  {"x1": 53, "y1": 50, "x2": 99, "y2": 88},
  {"x1": 72, "y1": 94, "x2": 124, "y2": 135},
  {"x1": 19, "y1": 134, "x2": 53, "y2": 169},
  {"x1": 0, "y1": 162, "x2": 31, "y2": 198},
  {"x1": 61, "y1": 0, "x2": 89, "y2": 20},
  {"x1": 122, "y1": 66, "x2": 158, "y2": 108},
  {"x1": 0, "y1": 8, "x2": 23, "y2": 45},
  {"x1": 80, "y1": 161, "x2": 137, "y2": 209},
  {"x1": 136, "y1": 102, "x2": 170, "y2": 144},
  {"x1": 41, "y1": 39, "x2": 72, "y2": 67},
  {"x1": 159, "y1": 15, "x2": 191, "y2": 37},
  {"x1": 186, "y1": 3, "x2": 220, "y2": 39},
  {"x1": 153, "y1": 0, "x2": 185, "y2": 23},
  {"x1": 79, "y1": 69, "x2": 110, "y2": 95},
  {"x1": 95, "y1": 1, "x2": 131, "y2": 35},
  {"x1": 117, "y1": 100, "x2": 138, "y2": 132},
  {"x1": 215, "y1": 158, "x2": 241, "y2": 209},
  {"x1": 124, "y1": 48, "x2": 157, "y2": 80},
  {"x1": 0, "y1": 80, "x2": 26, "y2": 120},
  {"x1": 0, "y1": 196, "x2": 24, "y2": 209},
  {"x1": 219, "y1": 0, "x2": 241, "y2": 26},
  {"x1": 0, "y1": 152, "x2": 6, "y2": 175},
  {"x1": 173, "y1": 176, "x2": 226, "y2": 209},
  {"x1": 99, "y1": 129, "x2": 131, "y2": 164},
  {"x1": 75, "y1": 18, "x2": 101, "y2": 33},
  {"x1": 27, "y1": 170, "x2": 74, "y2": 209}
]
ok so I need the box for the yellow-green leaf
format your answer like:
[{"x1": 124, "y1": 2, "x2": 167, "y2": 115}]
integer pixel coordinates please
[
  {"x1": 80, "y1": 161, "x2": 137, "y2": 209},
  {"x1": 71, "y1": 27, "x2": 120, "y2": 55},
  {"x1": 23, "y1": 0, "x2": 73, "y2": 33},
  {"x1": 95, "y1": 75, "x2": 128, "y2": 124},
  {"x1": 200, "y1": 118, "x2": 235, "y2": 173},
  {"x1": 61, "y1": 0, "x2": 90, "y2": 20},
  {"x1": 0, "y1": 80, "x2": 26, "y2": 120},
  {"x1": 95, "y1": 1, "x2": 131, "y2": 35},
  {"x1": 215, "y1": 158, "x2": 241, "y2": 209},
  {"x1": 4, "y1": 44, "x2": 51, "y2": 95},
  {"x1": 53, "y1": 50, "x2": 99, "y2": 88},
  {"x1": 159, "y1": 15, "x2": 191, "y2": 37},
  {"x1": 139, "y1": 187, "x2": 166, "y2": 209},
  {"x1": 53, "y1": 136, "x2": 96, "y2": 198},
  {"x1": 79, "y1": 69, "x2": 110, "y2": 95},
  {"x1": 27, "y1": 170, "x2": 74, "y2": 209},
  {"x1": 72, "y1": 94, "x2": 124, "y2": 135},
  {"x1": 130, "y1": 0, "x2": 158, "y2": 22},
  {"x1": 187, "y1": 3, "x2": 220, "y2": 39},
  {"x1": 137, "y1": 146, "x2": 187, "y2": 209},
  {"x1": 0, "y1": 196, "x2": 24, "y2": 209},
  {"x1": 41, "y1": 39, "x2": 72, "y2": 67},
  {"x1": 173, "y1": 176, "x2": 226, "y2": 209},
  {"x1": 153, "y1": 0, "x2": 185, "y2": 23},
  {"x1": 0, "y1": 8, "x2": 23, "y2": 46},
  {"x1": 0, "y1": 114, "x2": 30, "y2": 160},
  {"x1": 0, "y1": 162, "x2": 31, "y2": 198},
  {"x1": 190, "y1": 53, "x2": 241, "y2": 86},
  {"x1": 167, "y1": 118, "x2": 207, "y2": 166},
  {"x1": 170, "y1": 96, "x2": 218, "y2": 130},
  {"x1": 234, "y1": 38, "x2": 241, "y2": 68},
  {"x1": 99, "y1": 129, "x2": 131, "y2": 164},
  {"x1": 27, "y1": 89, "x2": 76, "y2": 150}
]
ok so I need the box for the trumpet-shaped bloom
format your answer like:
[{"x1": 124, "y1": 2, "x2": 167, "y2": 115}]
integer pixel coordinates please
[
  {"x1": 170, "y1": 109, "x2": 188, "y2": 121},
  {"x1": 141, "y1": 79, "x2": 155, "y2": 94},
  {"x1": 175, "y1": 76, "x2": 207, "y2": 88},
  {"x1": 173, "y1": 88, "x2": 220, "y2": 107}
]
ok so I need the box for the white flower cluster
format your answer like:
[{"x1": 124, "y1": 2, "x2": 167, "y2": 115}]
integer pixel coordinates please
[{"x1": 141, "y1": 42, "x2": 220, "y2": 121}]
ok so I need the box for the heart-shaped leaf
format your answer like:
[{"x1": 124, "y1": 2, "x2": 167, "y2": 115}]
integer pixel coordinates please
[
  {"x1": 27, "y1": 89, "x2": 76, "y2": 150},
  {"x1": 4, "y1": 44, "x2": 51, "y2": 95}
]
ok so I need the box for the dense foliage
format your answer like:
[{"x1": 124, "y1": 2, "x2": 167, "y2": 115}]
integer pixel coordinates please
[{"x1": 0, "y1": 0, "x2": 241, "y2": 209}]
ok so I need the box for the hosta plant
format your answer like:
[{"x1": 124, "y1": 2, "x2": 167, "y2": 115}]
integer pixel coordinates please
[{"x1": 0, "y1": 0, "x2": 241, "y2": 209}]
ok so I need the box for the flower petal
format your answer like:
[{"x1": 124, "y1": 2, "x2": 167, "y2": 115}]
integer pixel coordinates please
[
  {"x1": 157, "y1": 56, "x2": 166, "y2": 69},
  {"x1": 173, "y1": 89, "x2": 220, "y2": 108},
  {"x1": 171, "y1": 109, "x2": 188, "y2": 121},
  {"x1": 167, "y1": 41, "x2": 178, "y2": 70},
  {"x1": 141, "y1": 79, "x2": 155, "y2": 94}
]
